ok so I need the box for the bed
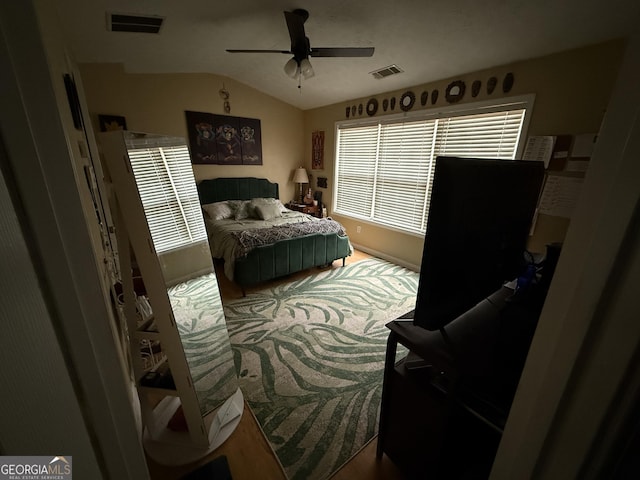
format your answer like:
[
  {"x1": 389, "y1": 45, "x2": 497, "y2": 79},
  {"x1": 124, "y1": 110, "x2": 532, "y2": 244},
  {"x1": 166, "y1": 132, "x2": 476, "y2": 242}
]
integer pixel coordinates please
[{"x1": 197, "y1": 177, "x2": 352, "y2": 291}]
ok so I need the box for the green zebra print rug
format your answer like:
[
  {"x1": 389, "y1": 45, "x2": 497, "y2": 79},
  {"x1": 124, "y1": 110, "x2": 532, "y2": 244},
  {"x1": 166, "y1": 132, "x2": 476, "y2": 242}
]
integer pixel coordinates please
[
  {"x1": 224, "y1": 258, "x2": 419, "y2": 480},
  {"x1": 169, "y1": 273, "x2": 238, "y2": 416}
]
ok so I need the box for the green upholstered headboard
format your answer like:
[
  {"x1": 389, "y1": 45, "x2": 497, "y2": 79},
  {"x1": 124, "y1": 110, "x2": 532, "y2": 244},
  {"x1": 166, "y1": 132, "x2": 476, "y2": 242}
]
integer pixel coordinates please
[{"x1": 197, "y1": 177, "x2": 279, "y2": 205}]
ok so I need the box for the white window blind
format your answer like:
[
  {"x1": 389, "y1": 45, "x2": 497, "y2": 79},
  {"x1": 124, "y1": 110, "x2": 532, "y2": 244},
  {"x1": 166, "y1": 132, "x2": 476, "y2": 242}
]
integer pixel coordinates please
[
  {"x1": 335, "y1": 124, "x2": 379, "y2": 218},
  {"x1": 127, "y1": 142, "x2": 206, "y2": 253},
  {"x1": 433, "y1": 109, "x2": 526, "y2": 158},
  {"x1": 374, "y1": 120, "x2": 436, "y2": 232},
  {"x1": 334, "y1": 98, "x2": 530, "y2": 235}
]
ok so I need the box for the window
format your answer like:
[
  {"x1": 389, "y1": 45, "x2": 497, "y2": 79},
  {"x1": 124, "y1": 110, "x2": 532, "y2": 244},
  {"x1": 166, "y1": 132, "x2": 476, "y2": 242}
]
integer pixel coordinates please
[
  {"x1": 334, "y1": 96, "x2": 533, "y2": 235},
  {"x1": 126, "y1": 136, "x2": 207, "y2": 253}
]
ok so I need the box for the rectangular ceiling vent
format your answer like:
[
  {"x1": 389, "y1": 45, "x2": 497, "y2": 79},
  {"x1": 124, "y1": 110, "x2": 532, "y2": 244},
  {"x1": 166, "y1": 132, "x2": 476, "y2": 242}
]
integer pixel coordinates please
[
  {"x1": 107, "y1": 12, "x2": 164, "y2": 34},
  {"x1": 369, "y1": 64, "x2": 404, "y2": 79}
]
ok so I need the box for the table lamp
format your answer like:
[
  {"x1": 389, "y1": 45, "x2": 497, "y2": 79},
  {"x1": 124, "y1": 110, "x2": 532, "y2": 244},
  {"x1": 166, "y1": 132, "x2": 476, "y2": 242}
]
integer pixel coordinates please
[{"x1": 292, "y1": 167, "x2": 309, "y2": 203}]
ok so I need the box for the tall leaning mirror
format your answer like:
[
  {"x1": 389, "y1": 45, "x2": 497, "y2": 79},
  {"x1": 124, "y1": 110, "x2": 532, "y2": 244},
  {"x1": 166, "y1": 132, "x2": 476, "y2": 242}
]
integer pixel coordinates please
[{"x1": 101, "y1": 131, "x2": 239, "y2": 463}]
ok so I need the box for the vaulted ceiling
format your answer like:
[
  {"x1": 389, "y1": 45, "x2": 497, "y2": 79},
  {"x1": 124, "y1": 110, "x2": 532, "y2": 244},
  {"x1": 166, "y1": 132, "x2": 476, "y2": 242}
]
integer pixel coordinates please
[{"x1": 54, "y1": 0, "x2": 640, "y2": 110}]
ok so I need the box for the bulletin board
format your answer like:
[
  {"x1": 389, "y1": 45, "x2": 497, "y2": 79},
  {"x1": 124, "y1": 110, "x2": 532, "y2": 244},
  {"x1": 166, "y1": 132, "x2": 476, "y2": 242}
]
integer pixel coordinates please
[{"x1": 524, "y1": 133, "x2": 596, "y2": 251}]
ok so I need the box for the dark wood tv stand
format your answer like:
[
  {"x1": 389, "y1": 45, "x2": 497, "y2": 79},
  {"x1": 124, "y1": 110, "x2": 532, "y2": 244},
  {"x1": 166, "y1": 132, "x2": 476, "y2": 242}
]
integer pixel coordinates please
[{"x1": 376, "y1": 286, "x2": 533, "y2": 479}]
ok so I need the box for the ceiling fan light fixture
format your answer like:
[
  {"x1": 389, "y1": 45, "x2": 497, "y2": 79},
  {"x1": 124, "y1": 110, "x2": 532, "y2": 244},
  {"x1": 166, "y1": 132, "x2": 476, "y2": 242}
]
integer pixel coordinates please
[
  {"x1": 229, "y1": 9, "x2": 375, "y2": 81},
  {"x1": 300, "y1": 58, "x2": 314, "y2": 79},
  {"x1": 284, "y1": 57, "x2": 299, "y2": 78}
]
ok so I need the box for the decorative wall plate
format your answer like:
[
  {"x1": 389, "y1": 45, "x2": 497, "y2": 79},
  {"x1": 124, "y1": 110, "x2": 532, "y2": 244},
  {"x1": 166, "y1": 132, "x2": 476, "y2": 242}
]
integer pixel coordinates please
[
  {"x1": 399, "y1": 91, "x2": 416, "y2": 111},
  {"x1": 383, "y1": 98, "x2": 389, "y2": 111},
  {"x1": 503, "y1": 72, "x2": 514, "y2": 93},
  {"x1": 366, "y1": 98, "x2": 379, "y2": 116},
  {"x1": 431, "y1": 89, "x2": 439, "y2": 105},
  {"x1": 358, "y1": 103, "x2": 363, "y2": 115},
  {"x1": 346, "y1": 106, "x2": 350, "y2": 118},
  {"x1": 351, "y1": 105, "x2": 356, "y2": 116},
  {"x1": 487, "y1": 77, "x2": 498, "y2": 94},
  {"x1": 445, "y1": 80, "x2": 466, "y2": 103},
  {"x1": 390, "y1": 97, "x2": 396, "y2": 110},
  {"x1": 420, "y1": 91, "x2": 428, "y2": 106},
  {"x1": 471, "y1": 80, "x2": 481, "y2": 97}
]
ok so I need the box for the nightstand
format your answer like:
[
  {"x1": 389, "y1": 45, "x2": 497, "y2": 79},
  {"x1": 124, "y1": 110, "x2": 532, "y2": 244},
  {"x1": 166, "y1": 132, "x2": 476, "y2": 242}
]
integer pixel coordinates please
[{"x1": 287, "y1": 203, "x2": 321, "y2": 217}]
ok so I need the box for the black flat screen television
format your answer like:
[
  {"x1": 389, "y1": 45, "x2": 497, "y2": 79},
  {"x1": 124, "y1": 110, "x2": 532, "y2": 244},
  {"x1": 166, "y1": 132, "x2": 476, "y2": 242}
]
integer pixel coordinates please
[{"x1": 413, "y1": 156, "x2": 545, "y2": 331}]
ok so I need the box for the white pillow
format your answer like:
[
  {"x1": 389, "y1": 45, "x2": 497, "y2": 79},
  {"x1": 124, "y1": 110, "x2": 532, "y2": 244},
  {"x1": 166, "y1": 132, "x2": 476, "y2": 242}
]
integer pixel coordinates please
[
  {"x1": 276, "y1": 199, "x2": 288, "y2": 213},
  {"x1": 250, "y1": 197, "x2": 288, "y2": 213},
  {"x1": 255, "y1": 203, "x2": 283, "y2": 221},
  {"x1": 202, "y1": 201, "x2": 234, "y2": 221}
]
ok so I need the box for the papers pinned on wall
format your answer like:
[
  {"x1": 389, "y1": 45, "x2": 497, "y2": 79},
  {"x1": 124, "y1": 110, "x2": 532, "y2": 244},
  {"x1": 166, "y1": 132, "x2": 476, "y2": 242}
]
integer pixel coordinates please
[
  {"x1": 523, "y1": 134, "x2": 596, "y2": 172},
  {"x1": 523, "y1": 136, "x2": 555, "y2": 167},
  {"x1": 565, "y1": 160, "x2": 590, "y2": 173},
  {"x1": 538, "y1": 174, "x2": 584, "y2": 219},
  {"x1": 564, "y1": 133, "x2": 597, "y2": 172},
  {"x1": 571, "y1": 133, "x2": 597, "y2": 158}
]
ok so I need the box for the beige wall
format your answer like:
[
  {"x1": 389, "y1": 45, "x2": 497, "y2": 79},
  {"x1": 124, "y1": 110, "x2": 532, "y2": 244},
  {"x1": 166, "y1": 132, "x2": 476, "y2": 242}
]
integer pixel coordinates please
[
  {"x1": 80, "y1": 40, "x2": 626, "y2": 270},
  {"x1": 79, "y1": 63, "x2": 305, "y2": 203},
  {"x1": 304, "y1": 40, "x2": 626, "y2": 268},
  {"x1": 80, "y1": 64, "x2": 307, "y2": 283}
]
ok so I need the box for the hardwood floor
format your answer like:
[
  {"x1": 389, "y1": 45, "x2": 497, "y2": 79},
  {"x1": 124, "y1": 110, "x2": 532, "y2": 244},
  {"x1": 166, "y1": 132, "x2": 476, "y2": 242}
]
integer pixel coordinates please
[
  {"x1": 329, "y1": 439, "x2": 404, "y2": 480},
  {"x1": 146, "y1": 401, "x2": 287, "y2": 480},
  {"x1": 148, "y1": 249, "x2": 405, "y2": 479}
]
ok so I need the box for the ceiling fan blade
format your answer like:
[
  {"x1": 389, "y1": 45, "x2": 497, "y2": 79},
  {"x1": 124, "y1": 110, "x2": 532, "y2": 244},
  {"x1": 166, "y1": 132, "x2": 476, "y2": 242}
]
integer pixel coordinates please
[
  {"x1": 310, "y1": 47, "x2": 375, "y2": 58},
  {"x1": 226, "y1": 49, "x2": 291, "y2": 54}
]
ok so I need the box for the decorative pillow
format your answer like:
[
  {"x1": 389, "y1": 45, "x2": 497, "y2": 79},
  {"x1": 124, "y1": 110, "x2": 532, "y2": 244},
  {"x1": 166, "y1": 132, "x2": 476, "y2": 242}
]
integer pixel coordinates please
[
  {"x1": 202, "y1": 201, "x2": 234, "y2": 221},
  {"x1": 234, "y1": 200, "x2": 255, "y2": 220},
  {"x1": 254, "y1": 203, "x2": 283, "y2": 221},
  {"x1": 276, "y1": 199, "x2": 288, "y2": 213},
  {"x1": 227, "y1": 199, "x2": 242, "y2": 212},
  {"x1": 250, "y1": 197, "x2": 288, "y2": 214}
]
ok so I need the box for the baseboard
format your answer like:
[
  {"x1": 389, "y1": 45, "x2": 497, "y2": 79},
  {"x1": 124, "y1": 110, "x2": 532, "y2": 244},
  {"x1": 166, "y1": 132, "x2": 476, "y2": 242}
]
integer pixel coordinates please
[
  {"x1": 164, "y1": 267, "x2": 214, "y2": 287},
  {"x1": 350, "y1": 243, "x2": 420, "y2": 272}
]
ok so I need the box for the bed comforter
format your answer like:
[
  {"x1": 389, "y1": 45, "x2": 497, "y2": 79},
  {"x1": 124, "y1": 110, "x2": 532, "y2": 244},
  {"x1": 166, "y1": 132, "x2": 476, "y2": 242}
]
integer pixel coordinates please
[{"x1": 206, "y1": 210, "x2": 350, "y2": 281}]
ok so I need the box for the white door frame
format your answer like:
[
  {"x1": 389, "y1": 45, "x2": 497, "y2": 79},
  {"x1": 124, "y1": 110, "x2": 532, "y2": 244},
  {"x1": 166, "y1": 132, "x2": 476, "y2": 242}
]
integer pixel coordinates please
[
  {"x1": 0, "y1": 2, "x2": 149, "y2": 478},
  {"x1": 493, "y1": 32, "x2": 640, "y2": 478}
]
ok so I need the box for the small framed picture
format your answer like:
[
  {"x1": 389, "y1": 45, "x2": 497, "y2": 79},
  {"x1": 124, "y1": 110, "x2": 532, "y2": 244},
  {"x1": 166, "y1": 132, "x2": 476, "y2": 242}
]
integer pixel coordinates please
[
  {"x1": 99, "y1": 114, "x2": 127, "y2": 132},
  {"x1": 312, "y1": 130, "x2": 324, "y2": 170}
]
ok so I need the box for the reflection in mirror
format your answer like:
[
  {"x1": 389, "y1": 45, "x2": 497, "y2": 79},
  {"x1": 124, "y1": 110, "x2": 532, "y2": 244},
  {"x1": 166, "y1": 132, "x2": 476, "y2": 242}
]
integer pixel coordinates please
[
  {"x1": 125, "y1": 132, "x2": 238, "y2": 417},
  {"x1": 167, "y1": 271, "x2": 237, "y2": 414}
]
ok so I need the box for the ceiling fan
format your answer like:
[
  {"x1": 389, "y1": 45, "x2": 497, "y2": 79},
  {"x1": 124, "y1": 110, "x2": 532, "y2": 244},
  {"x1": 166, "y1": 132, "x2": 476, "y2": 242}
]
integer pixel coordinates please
[{"x1": 226, "y1": 9, "x2": 374, "y2": 80}]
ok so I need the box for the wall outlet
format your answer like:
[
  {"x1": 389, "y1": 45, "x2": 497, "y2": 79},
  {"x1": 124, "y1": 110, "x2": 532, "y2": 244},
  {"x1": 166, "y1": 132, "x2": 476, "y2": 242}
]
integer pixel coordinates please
[{"x1": 356, "y1": 225, "x2": 362, "y2": 234}]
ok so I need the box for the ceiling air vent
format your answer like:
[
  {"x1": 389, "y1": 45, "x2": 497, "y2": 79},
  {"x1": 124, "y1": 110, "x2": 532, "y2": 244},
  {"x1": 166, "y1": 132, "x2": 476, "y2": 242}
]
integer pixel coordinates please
[
  {"x1": 107, "y1": 12, "x2": 164, "y2": 34},
  {"x1": 369, "y1": 64, "x2": 404, "y2": 79}
]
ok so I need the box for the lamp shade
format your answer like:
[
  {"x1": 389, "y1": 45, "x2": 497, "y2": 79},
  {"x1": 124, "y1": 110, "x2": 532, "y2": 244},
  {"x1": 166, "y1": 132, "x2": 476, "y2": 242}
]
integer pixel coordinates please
[
  {"x1": 292, "y1": 167, "x2": 309, "y2": 184},
  {"x1": 299, "y1": 58, "x2": 315, "y2": 79},
  {"x1": 284, "y1": 57, "x2": 299, "y2": 78}
]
